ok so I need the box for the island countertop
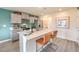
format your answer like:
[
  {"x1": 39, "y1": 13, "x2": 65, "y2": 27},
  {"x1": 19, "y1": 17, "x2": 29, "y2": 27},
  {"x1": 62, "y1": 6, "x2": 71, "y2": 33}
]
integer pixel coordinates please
[
  {"x1": 19, "y1": 28, "x2": 56, "y2": 52},
  {"x1": 24, "y1": 29, "x2": 54, "y2": 40}
]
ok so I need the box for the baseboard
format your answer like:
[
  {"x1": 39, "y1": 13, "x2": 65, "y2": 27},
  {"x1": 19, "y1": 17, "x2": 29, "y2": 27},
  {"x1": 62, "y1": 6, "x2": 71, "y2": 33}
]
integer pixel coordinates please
[
  {"x1": 0, "y1": 39, "x2": 12, "y2": 43},
  {"x1": 57, "y1": 36, "x2": 66, "y2": 39},
  {"x1": 57, "y1": 36, "x2": 79, "y2": 45}
]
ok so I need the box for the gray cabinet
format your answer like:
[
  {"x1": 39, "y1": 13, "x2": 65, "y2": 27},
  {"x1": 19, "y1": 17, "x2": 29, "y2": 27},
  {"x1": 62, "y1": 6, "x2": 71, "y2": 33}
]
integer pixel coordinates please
[
  {"x1": 22, "y1": 13, "x2": 29, "y2": 19},
  {"x1": 12, "y1": 29, "x2": 22, "y2": 41},
  {"x1": 11, "y1": 13, "x2": 21, "y2": 23}
]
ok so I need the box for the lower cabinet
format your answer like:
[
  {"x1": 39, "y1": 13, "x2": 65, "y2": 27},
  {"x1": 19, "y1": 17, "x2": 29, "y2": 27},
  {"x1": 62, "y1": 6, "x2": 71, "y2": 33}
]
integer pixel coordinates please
[{"x1": 12, "y1": 29, "x2": 20, "y2": 42}]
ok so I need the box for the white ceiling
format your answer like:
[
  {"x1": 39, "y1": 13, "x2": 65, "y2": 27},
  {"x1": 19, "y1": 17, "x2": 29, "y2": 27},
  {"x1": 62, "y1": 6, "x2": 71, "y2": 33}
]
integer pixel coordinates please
[{"x1": 2, "y1": 7, "x2": 75, "y2": 16}]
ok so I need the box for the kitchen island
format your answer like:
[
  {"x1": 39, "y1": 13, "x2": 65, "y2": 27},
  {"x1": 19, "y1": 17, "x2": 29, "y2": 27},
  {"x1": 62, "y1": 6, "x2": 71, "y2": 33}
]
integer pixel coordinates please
[{"x1": 19, "y1": 29, "x2": 54, "y2": 52}]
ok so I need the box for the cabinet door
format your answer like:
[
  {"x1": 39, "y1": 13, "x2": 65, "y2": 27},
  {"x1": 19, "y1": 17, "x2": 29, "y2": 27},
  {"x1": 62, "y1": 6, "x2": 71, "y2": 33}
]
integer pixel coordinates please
[
  {"x1": 12, "y1": 29, "x2": 19, "y2": 41},
  {"x1": 11, "y1": 13, "x2": 21, "y2": 23},
  {"x1": 22, "y1": 13, "x2": 29, "y2": 19},
  {"x1": 30, "y1": 17, "x2": 34, "y2": 23}
]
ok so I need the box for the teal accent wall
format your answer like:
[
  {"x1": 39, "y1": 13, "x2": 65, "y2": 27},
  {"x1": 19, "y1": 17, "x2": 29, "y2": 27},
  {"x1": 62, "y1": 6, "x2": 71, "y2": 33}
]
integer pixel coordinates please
[{"x1": 0, "y1": 8, "x2": 12, "y2": 41}]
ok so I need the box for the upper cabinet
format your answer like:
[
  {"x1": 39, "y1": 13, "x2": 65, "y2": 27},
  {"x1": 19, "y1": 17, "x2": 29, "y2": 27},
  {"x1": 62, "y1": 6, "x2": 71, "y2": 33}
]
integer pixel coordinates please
[
  {"x1": 30, "y1": 16, "x2": 38, "y2": 23},
  {"x1": 21, "y1": 13, "x2": 29, "y2": 19},
  {"x1": 11, "y1": 12, "x2": 22, "y2": 23},
  {"x1": 30, "y1": 17, "x2": 35, "y2": 23},
  {"x1": 11, "y1": 11, "x2": 39, "y2": 24}
]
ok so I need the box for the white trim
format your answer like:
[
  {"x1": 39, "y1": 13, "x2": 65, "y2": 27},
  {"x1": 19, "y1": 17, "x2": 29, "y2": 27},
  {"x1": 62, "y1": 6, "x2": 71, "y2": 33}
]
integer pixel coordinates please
[
  {"x1": 0, "y1": 39, "x2": 11, "y2": 43},
  {"x1": 57, "y1": 36, "x2": 66, "y2": 39},
  {"x1": 57, "y1": 36, "x2": 79, "y2": 45}
]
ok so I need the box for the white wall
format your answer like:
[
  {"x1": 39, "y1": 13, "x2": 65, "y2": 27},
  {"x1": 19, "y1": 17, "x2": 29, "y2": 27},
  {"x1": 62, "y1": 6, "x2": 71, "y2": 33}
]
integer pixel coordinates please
[
  {"x1": 40, "y1": 15, "x2": 56, "y2": 29},
  {"x1": 53, "y1": 9, "x2": 77, "y2": 40},
  {"x1": 40, "y1": 8, "x2": 79, "y2": 43}
]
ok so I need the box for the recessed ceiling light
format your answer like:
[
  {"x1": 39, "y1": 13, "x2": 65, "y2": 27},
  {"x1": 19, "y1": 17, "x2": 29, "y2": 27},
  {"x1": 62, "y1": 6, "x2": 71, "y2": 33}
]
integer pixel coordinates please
[{"x1": 58, "y1": 8, "x2": 62, "y2": 11}]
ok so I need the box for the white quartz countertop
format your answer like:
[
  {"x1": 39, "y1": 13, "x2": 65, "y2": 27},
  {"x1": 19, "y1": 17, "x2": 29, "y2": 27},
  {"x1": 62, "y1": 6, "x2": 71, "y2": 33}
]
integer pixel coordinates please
[
  {"x1": 19, "y1": 29, "x2": 55, "y2": 40},
  {"x1": 19, "y1": 28, "x2": 56, "y2": 52}
]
